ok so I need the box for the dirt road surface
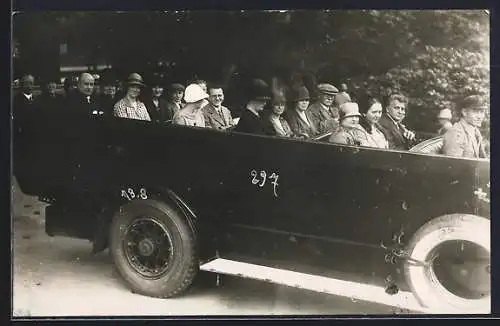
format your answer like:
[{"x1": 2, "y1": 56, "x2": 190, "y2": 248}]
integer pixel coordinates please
[{"x1": 12, "y1": 180, "x2": 410, "y2": 317}]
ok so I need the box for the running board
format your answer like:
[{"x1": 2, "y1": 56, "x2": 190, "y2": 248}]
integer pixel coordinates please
[{"x1": 200, "y1": 258, "x2": 434, "y2": 314}]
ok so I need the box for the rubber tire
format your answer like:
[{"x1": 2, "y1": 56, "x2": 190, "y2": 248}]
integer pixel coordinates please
[
  {"x1": 404, "y1": 214, "x2": 490, "y2": 313},
  {"x1": 109, "y1": 199, "x2": 198, "y2": 298}
]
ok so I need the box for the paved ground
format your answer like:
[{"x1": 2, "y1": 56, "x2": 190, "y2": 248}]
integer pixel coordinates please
[{"x1": 12, "y1": 180, "x2": 412, "y2": 317}]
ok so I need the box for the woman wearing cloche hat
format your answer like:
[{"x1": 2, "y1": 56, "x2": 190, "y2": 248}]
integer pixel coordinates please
[
  {"x1": 285, "y1": 86, "x2": 319, "y2": 139},
  {"x1": 172, "y1": 83, "x2": 209, "y2": 127},
  {"x1": 329, "y1": 102, "x2": 379, "y2": 147},
  {"x1": 113, "y1": 73, "x2": 151, "y2": 121}
]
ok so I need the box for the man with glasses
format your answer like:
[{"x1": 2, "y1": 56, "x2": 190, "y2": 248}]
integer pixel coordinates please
[
  {"x1": 308, "y1": 83, "x2": 340, "y2": 135},
  {"x1": 378, "y1": 93, "x2": 416, "y2": 150},
  {"x1": 203, "y1": 85, "x2": 235, "y2": 130}
]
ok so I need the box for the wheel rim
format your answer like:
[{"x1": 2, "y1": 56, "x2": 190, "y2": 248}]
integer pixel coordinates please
[
  {"x1": 123, "y1": 217, "x2": 174, "y2": 279},
  {"x1": 427, "y1": 240, "x2": 490, "y2": 300}
]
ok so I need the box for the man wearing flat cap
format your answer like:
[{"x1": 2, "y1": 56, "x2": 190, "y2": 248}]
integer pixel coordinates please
[
  {"x1": 308, "y1": 83, "x2": 340, "y2": 135},
  {"x1": 442, "y1": 95, "x2": 488, "y2": 158}
]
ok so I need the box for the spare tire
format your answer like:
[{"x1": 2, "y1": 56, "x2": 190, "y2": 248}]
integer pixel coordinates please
[
  {"x1": 109, "y1": 199, "x2": 198, "y2": 298},
  {"x1": 404, "y1": 214, "x2": 490, "y2": 313}
]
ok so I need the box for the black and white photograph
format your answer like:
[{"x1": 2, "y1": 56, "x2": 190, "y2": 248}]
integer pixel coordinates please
[{"x1": 11, "y1": 10, "x2": 490, "y2": 317}]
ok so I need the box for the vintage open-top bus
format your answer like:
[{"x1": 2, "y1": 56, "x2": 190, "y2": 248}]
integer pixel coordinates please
[{"x1": 13, "y1": 105, "x2": 490, "y2": 314}]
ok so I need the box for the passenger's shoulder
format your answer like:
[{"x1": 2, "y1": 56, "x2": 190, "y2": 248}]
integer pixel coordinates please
[
  {"x1": 443, "y1": 124, "x2": 466, "y2": 141},
  {"x1": 307, "y1": 102, "x2": 320, "y2": 111}
]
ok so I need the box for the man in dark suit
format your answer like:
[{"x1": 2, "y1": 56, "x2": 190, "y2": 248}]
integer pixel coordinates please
[
  {"x1": 13, "y1": 74, "x2": 36, "y2": 116},
  {"x1": 34, "y1": 77, "x2": 64, "y2": 110},
  {"x1": 234, "y1": 79, "x2": 271, "y2": 135},
  {"x1": 66, "y1": 73, "x2": 101, "y2": 116},
  {"x1": 378, "y1": 93, "x2": 416, "y2": 150},
  {"x1": 144, "y1": 76, "x2": 172, "y2": 123}
]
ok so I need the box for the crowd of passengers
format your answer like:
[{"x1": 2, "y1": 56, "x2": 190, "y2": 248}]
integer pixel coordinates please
[{"x1": 14, "y1": 71, "x2": 488, "y2": 159}]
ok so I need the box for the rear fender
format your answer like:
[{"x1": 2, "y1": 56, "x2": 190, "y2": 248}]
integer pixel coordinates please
[{"x1": 91, "y1": 186, "x2": 198, "y2": 254}]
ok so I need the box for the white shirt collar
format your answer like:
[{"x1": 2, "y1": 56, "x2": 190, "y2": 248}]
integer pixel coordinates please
[{"x1": 23, "y1": 93, "x2": 32, "y2": 100}]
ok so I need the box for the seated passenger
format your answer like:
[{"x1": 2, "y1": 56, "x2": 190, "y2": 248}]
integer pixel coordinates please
[
  {"x1": 329, "y1": 102, "x2": 378, "y2": 147},
  {"x1": 262, "y1": 93, "x2": 294, "y2": 138},
  {"x1": 437, "y1": 107, "x2": 453, "y2": 136},
  {"x1": 113, "y1": 73, "x2": 151, "y2": 121},
  {"x1": 66, "y1": 73, "x2": 102, "y2": 115},
  {"x1": 442, "y1": 95, "x2": 488, "y2": 159},
  {"x1": 308, "y1": 83, "x2": 340, "y2": 134},
  {"x1": 378, "y1": 93, "x2": 416, "y2": 150},
  {"x1": 144, "y1": 75, "x2": 172, "y2": 123},
  {"x1": 285, "y1": 86, "x2": 318, "y2": 139},
  {"x1": 234, "y1": 79, "x2": 271, "y2": 135},
  {"x1": 166, "y1": 83, "x2": 186, "y2": 118},
  {"x1": 63, "y1": 75, "x2": 78, "y2": 99},
  {"x1": 172, "y1": 83, "x2": 209, "y2": 127},
  {"x1": 203, "y1": 85, "x2": 235, "y2": 130},
  {"x1": 98, "y1": 72, "x2": 119, "y2": 117},
  {"x1": 358, "y1": 95, "x2": 389, "y2": 149},
  {"x1": 34, "y1": 77, "x2": 64, "y2": 111}
]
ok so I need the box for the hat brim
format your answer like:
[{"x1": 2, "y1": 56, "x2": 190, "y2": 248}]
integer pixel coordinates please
[
  {"x1": 341, "y1": 113, "x2": 361, "y2": 119},
  {"x1": 128, "y1": 81, "x2": 146, "y2": 87},
  {"x1": 255, "y1": 96, "x2": 271, "y2": 101},
  {"x1": 319, "y1": 91, "x2": 338, "y2": 96}
]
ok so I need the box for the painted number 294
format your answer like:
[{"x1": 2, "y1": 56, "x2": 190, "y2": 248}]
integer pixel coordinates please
[
  {"x1": 250, "y1": 170, "x2": 279, "y2": 198},
  {"x1": 121, "y1": 187, "x2": 148, "y2": 201}
]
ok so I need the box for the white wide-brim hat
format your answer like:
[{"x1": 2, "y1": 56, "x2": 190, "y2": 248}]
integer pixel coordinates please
[{"x1": 184, "y1": 83, "x2": 209, "y2": 103}]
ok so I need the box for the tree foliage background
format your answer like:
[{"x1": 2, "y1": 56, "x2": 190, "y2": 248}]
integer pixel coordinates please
[{"x1": 13, "y1": 10, "x2": 489, "y2": 133}]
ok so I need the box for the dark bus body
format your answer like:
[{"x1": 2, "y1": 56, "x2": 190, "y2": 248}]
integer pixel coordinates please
[{"x1": 13, "y1": 106, "x2": 490, "y2": 314}]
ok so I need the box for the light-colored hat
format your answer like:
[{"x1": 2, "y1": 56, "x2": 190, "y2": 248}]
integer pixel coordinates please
[
  {"x1": 339, "y1": 102, "x2": 361, "y2": 120},
  {"x1": 184, "y1": 83, "x2": 209, "y2": 103},
  {"x1": 335, "y1": 92, "x2": 351, "y2": 106},
  {"x1": 437, "y1": 108, "x2": 452, "y2": 120},
  {"x1": 317, "y1": 83, "x2": 339, "y2": 95}
]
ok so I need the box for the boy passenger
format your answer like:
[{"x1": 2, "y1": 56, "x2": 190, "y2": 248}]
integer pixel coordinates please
[{"x1": 442, "y1": 95, "x2": 488, "y2": 159}]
